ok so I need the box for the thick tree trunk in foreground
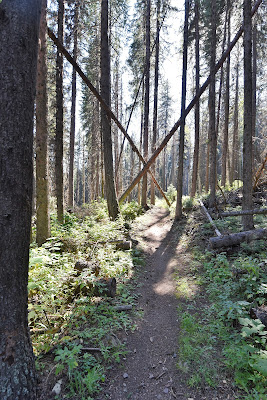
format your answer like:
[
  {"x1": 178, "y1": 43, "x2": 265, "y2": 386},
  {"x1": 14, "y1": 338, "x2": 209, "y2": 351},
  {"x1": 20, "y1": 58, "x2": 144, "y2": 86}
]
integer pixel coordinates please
[
  {"x1": 56, "y1": 0, "x2": 64, "y2": 223},
  {"x1": 36, "y1": 0, "x2": 50, "y2": 246},
  {"x1": 242, "y1": 0, "x2": 254, "y2": 230},
  {"x1": 0, "y1": 1, "x2": 41, "y2": 398},
  {"x1": 100, "y1": 0, "x2": 119, "y2": 220},
  {"x1": 68, "y1": 1, "x2": 79, "y2": 208},
  {"x1": 175, "y1": 0, "x2": 189, "y2": 219}
]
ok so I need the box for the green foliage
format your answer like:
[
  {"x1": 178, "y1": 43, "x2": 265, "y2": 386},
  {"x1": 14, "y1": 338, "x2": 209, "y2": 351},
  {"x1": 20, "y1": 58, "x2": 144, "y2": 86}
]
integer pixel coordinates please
[
  {"x1": 178, "y1": 212, "x2": 267, "y2": 399},
  {"x1": 120, "y1": 201, "x2": 143, "y2": 221},
  {"x1": 166, "y1": 184, "x2": 177, "y2": 203},
  {"x1": 29, "y1": 201, "x2": 145, "y2": 398}
]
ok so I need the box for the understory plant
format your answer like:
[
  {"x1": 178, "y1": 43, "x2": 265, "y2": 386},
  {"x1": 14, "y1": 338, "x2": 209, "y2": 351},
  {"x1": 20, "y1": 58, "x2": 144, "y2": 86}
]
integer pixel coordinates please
[
  {"x1": 29, "y1": 200, "x2": 144, "y2": 398},
  {"x1": 177, "y1": 212, "x2": 267, "y2": 398}
]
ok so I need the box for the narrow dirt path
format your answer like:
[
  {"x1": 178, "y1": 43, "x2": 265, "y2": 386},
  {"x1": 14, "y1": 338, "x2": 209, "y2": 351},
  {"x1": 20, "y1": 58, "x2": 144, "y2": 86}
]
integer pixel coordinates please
[
  {"x1": 102, "y1": 207, "x2": 189, "y2": 400},
  {"x1": 101, "y1": 207, "x2": 238, "y2": 400}
]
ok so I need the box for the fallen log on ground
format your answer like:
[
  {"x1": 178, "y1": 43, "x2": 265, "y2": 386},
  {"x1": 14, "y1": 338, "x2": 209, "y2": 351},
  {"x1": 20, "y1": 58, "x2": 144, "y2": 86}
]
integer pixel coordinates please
[
  {"x1": 220, "y1": 208, "x2": 267, "y2": 217},
  {"x1": 209, "y1": 228, "x2": 267, "y2": 249}
]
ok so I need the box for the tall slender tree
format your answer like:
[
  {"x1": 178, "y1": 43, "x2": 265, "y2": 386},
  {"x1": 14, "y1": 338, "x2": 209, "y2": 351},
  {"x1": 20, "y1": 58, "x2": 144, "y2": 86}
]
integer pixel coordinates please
[
  {"x1": 55, "y1": 0, "x2": 64, "y2": 222},
  {"x1": 0, "y1": 0, "x2": 41, "y2": 397},
  {"x1": 141, "y1": 0, "x2": 151, "y2": 208},
  {"x1": 68, "y1": 0, "x2": 79, "y2": 208},
  {"x1": 175, "y1": 0, "x2": 190, "y2": 219},
  {"x1": 208, "y1": 0, "x2": 217, "y2": 208},
  {"x1": 36, "y1": 0, "x2": 50, "y2": 245},
  {"x1": 221, "y1": 0, "x2": 231, "y2": 187},
  {"x1": 190, "y1": 0, "x2": 200, "y2": 198},
  {"x1": 242, "y1": 0, "x2": 254, "y2": 229},
  {"x1": 151, "y1": 0, "x2": 161, "y2": 205},
  {"x1": 100, "y1": 0, "x2": 120, "y2": 219}
]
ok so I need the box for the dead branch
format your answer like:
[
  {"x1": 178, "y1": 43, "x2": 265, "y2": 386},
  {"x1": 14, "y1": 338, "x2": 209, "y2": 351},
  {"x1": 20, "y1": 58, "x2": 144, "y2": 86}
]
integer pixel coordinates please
[{"x1": 199, "y1": 200, "x2": 222, "y2": 237}]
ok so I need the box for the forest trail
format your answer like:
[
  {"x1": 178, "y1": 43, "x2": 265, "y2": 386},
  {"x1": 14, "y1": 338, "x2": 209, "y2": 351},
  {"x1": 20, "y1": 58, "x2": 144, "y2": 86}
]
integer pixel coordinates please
[
  {"x1": 103, "y1": 206, "x2": 185, "y2": 400},
  {"x1": 102, "y1": 207, "x2": 240, "y2": 400}
]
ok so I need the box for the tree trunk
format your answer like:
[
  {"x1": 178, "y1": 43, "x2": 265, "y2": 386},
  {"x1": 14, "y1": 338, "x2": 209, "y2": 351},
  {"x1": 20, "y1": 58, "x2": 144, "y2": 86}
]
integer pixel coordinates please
[
  {"x1": 0, "y1": 1, "x2": 41, "y2": 398},
  {"x1": 175, "y1": 0, "x2": 190, "y2": 219},
  {"x1": 252, "y1": 17, "x2": 257, "y2": 172},
  {"x1": 242, "y1": 0, "x2": 254, "y2": 230},
  {"x1": 100, "y1": 0, "x2": 119, "y2": 220},
  {"x1": 68, "y1": 1, "x2": 79, "y2": 208},
  {"x1": 208, "y1": 0, "x2": 217, "y2": 208},
  {"x1": 230, "y1": 54, "x2": 240, "y2": 185},
  {"x1": 190, "y1": 0, "x2": 200, "y2": 198},
  {"x1": 36, "y1": 0, "x2": 50, "y2": 246},
  {"x1": 55, "y1": 0, "x2": 64, "y2": 222},
  {"x1": 221, "y1": 1, "x2": 231, "y2": 187},
  {"x1": 151, "y1": 0, "x2": 160, "y2": 205},
  {"x1": 141, "y1": 0, "x2": 151, "y2": 208}
]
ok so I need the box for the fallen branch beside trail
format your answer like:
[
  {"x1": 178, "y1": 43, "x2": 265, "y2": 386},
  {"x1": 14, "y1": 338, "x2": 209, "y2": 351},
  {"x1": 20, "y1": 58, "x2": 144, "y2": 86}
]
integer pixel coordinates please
[
  {"x1": 199, "y1": 200, "x2": 222, "y2": 237},
  {"x1": 119, "y1": 0, "x2": 263, "y2": 203},
  {"x1": 209, "y1": 228, "x2": 267, "y2": 249},
  {"x1": 47, "y1": 28, "x2": 170, "y2": 207}
]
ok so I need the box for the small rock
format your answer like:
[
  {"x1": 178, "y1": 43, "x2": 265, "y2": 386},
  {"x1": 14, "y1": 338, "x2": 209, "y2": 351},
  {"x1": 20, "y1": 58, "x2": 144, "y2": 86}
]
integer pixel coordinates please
[
  {"x1": 52, "y1": 379, "x2": 62, "y2": 395},
  {"x1": 150, "y1": 337, "x2": 154, "y2": 343},
  {"x1": 163, "y1": 388, "x2": 169, "y2": 394},
  {"x1": 123, "y1": 373, "x2": 129, "y2": 379},
  {"x1": 149, "y1": 373, "x2": 154, "y2": 379}
]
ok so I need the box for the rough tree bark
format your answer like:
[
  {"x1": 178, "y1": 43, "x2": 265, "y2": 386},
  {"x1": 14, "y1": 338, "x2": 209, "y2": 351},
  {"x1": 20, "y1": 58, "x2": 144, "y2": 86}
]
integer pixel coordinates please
[
  {"x1": 175, "y1": 0, "x2": 190, "y2": 219},
  {"x1": 36, "y1": 0, "x2": 50, "y2": 246},
  {"x1": 68, "y1": 1, "x2": 79, "y2": 208},
  {"x1": 100, "y1": 0, "x2": 120, "y2": 220},
  {"x1": 56, "y1": 0, "x2": 64, "y2": 222},
  {"x1": 242, "y1": 0, "x2": 254, "y2": 230},
  {"x1": 0, "y1": 1, "x2": 41, "y2": 398}
]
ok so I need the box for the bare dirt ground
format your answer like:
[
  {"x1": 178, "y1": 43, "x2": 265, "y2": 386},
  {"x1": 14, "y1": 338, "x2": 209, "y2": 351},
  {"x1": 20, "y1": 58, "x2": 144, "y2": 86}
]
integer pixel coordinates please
[{"x1": 100, "y1": 207, "x2": 239, "y2": 400}]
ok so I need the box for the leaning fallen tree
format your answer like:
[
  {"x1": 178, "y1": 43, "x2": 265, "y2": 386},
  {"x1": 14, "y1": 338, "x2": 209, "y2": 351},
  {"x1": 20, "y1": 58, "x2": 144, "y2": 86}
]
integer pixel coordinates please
[{"x1": 209, "y1": 228, "x2": 267, "y2": 249}]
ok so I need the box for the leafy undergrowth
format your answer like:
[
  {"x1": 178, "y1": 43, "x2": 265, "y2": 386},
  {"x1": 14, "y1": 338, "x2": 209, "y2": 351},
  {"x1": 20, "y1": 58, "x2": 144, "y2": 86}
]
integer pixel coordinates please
[
  {"x1": 176, "y1": 210, "x2": 267, "y2": 399},
  {"x1": 29, "y1": 200, "x2": 144, "y2": 399}
]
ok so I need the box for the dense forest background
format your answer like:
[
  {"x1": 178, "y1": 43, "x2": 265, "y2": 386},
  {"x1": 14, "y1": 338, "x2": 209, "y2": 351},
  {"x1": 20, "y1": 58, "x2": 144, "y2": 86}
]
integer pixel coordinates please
[{"x1": 34, "y1": 0, "x2": 266, "y2": 244}]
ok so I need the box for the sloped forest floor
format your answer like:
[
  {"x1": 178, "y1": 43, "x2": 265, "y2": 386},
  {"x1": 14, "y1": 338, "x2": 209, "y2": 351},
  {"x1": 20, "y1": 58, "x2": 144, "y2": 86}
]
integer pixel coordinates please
[{"x1": 34, "y1": 188, "x2": 266, "y2": 400}]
